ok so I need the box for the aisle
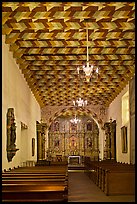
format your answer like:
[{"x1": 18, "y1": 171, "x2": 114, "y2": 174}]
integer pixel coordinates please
[{"x1": 68, "y1": 172, "x2": 135, "y2": 202}]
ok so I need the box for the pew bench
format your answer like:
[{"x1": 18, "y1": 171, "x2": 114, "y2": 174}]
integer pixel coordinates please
[
  {"x1": 2, "y1": 165, "x2": 68, "y2": 202},
  {"x1": 104, "y1": 169, "x2": 135, "y2": 196},
  {"x1": 84, "y1": 159, "x2": 135, "y2": 196},
  {"x1": 2, "y1": 184, "x2": 68, "y2": 202},
  {"x1": 99, "y1": 164, "x2": 135, "y2": 192},
  {"x1": 2, "y1": 178, "x2": 68, "y2": 187},
  {"x1": 2, "y1": 174, "x2": 67, "y2": 179}
]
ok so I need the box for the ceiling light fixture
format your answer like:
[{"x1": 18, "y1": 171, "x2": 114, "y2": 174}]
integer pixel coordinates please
[
  {"x1": 70, "y1": 115, "x2": 81, "y2": 124},
  {"x1": 77, "y1": 20, "x2": 99, "y2": 82},
  {"x1": 73, "y1": 98, "x2": 87, "y2": 107}
]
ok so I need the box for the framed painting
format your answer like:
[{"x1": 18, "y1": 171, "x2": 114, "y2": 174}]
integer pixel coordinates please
[{"x1": 121, "y1": 126, "x2": 127, "y2": 153}]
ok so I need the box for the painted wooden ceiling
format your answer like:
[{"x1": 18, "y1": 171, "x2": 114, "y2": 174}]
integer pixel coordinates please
[{"x1": 2, "y1": 2, "x2": 135, "y2": 108}]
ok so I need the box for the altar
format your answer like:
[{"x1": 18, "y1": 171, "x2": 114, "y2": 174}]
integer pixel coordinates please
[{"x1": 68, "y1": 155, "x2": 81, "y2": 165}]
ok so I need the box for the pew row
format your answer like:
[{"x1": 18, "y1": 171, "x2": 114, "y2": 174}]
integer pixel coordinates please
[
  {"x1": 2, "y1": 185, "x2": 68, "y2": 202},
  {"x1": 2, "y1": 165, "x2": 68, "y2": 202},
  {"x1": 84, "y1": 158, "x2": 135, "y2": 196},
  {"x1": 104, "y1": 170, "x2": 135, "y2": 196}
]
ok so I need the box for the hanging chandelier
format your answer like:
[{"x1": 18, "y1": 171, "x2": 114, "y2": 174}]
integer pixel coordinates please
[
  {"x1": 73, "y1": 98, "x2": 87, "y2": 107},
  {"x1": 77, "y1": 21, "x2": 99, "y2": 82},
  {"x1": 70, "y1": 115, "x2": 81, "y2": 124}
]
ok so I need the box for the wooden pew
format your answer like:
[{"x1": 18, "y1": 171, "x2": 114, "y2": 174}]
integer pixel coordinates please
[
  {"x1": 102, "y1": 165, "x2": 135, "y2": 194},
  {"x1": 2, "y1": 175, "x2": 67, "y2": 181},
  {"x1": 84, "y1": 159, "x2": 135, "y2": 196},
  {"x1": 2, "y1": 179, "x2": 68, "y2": 186},
  {"x1": 98, "y1": 162, "x2": 134, "y2": 191},
  {"x1": 2, "y1": 165, "x2": 68, "y2": 202},
  {"x1": 2, "y1": 185, "x2": 68, "y2": 202},
  {"x1": 95, "y1": 162, "x2": 134, "y2": 191},
  {"x1": 95, "y1": 160, "x2": 117, "y2": 187},
  {"x1": 104, "y1": 169, "x2": 135, "y2": 196},
  {"x1": 6, "y1": 167, "x2": 68, "y2": 173}
]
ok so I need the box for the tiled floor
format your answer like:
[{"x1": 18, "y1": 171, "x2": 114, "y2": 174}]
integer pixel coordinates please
[{"x1": 68, "y1": 172, "x2": 135, "y2": 202}]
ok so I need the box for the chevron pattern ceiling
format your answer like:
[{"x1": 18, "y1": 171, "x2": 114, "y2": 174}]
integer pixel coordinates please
[{"x1": 2, "y1": 2, "x2": 135, "y2": 108}]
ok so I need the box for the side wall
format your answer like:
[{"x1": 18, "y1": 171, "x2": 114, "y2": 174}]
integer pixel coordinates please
[
  {"x1": 129, "y1": 75, "x2": 135, "y2": 164},
  {"x1": 107, "y1": 83, "x2": 132, "y2": 163},
  {"x1": 2, "y1": 35, "x2": 41, "y2": 170}
]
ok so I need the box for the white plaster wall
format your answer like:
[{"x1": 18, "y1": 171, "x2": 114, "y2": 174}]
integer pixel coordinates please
[
  {"x1": 2, "y1": 35, "x2": 41, "y2": 170},
  {"x1": 107, "y1": 84, "x2": 130, "y2": 163},
  {"x1": 129, "y1": 75, "x2": 135, "y2": 164}
]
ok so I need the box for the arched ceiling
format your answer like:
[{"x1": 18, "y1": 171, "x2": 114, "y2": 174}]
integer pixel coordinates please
[{"x1": 2, "y1": 2, "x2": 135, "y2": 108}]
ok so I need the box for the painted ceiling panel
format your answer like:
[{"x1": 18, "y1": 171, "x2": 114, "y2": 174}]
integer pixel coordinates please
[{"x1": 2, "y1": 2, "x2": 135, "y2": 108}]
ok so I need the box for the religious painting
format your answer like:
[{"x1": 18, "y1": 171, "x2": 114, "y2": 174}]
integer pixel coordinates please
[
  {"x1": 54, "y1": 121, "x2": 59, "y2": 131},
  {"x1": 54, "y1": 137, "x2": 60, "y2": 147},
  {"x1": 86, "y1": 137, "x2": 92, "y2": 148},
  {"x1": 121, "y1": 126, "x2": 128, "y2": 153},
  {"x1": 53, "y1": 134, "x2": 61, "y2": 153},
  {"x1": 70, "y1": 122, "x2": 77, "y2": 133},
  {"x1": 69, "y1": 135, "x2": 77, "y2": 149},
  {"x1": 87, "y1": 120, "x2": 92, "y2": 131}
]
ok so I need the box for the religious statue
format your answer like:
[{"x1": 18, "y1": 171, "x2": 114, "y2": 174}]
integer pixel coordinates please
[
  {"x1": 87, "y1": 137, "x2": 92, "y2": 148},
  {"x1": 54, "y1": 138, "x2": 60, "y2": 147},
  {"x1": 10, "y1": 122, "x2": 16, "y2": 148},
  {"x1": 69, "y1": 135, "x2": 77, "y2": 149},
  {"x1": 7, "y1": 108, "x2": 19, "y2": 162}
]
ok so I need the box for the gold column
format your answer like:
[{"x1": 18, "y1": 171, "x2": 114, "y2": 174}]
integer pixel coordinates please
[
  {"x1": 110, "y1": 120, "x2": 116, "y2": 160},
  {"x1": 36, "y1": 123, "x2": 42, "y2": 161}
]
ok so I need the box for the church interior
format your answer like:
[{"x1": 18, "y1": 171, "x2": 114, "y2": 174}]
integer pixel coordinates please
[{"x1": 2, "y1": 2, "x2": 135, "y2": 202}]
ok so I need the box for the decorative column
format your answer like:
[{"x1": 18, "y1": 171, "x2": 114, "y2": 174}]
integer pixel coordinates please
[
  {"x1": 82, "y1": 132, "x2": 85, "y2": 156},
  {"x1": 63, "y1": 133, "x2": 65, "y2": 158},
  {"x1": 104, "y1": 119, "x2": 116, "y2": 160},
  {"x1": 36, "y1": 122, "x2": 42, "y2": 161},
  {"x1": 104, "y1": 122, "x2": 110, "y2": 159},
  {"x1": 45, "y1": 127, "x2": 48, "y2": 159},
  {"x1": 36, "y1": 121, "x2": 47, "y2": 161},
  {"x1": 110, "y1": 119, "x2": 116, "y2": 160},
  {"x1": 93, "y1": 127, "x2": 99, "y2": 160}
]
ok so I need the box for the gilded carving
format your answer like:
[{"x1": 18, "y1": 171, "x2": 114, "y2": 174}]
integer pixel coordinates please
[
  {"x1": 48, "y1": 116, "x2": 99, "y2": 160},
  {"x1": 104, "y1": 119, "x2": 116, "y2": 160}
]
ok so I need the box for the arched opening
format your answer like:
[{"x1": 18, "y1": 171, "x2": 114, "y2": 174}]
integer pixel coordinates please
[{"x1": 38, "y1": 107, "x2": 105, "y2": 164}]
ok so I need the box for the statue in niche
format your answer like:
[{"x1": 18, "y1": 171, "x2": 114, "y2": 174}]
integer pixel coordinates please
[
  {"x1": 87, "y1": 120, "x2": 92, "y2": 131},
  {"x1": 70, "y1": 122, "x2": 77, "y2": 133},
  {"x1": 69, "y1": 135, "x2": 77, "y2": 149},
  {"x1": 10, "y1": 122, "x2": 16, "y2": 148},
  {"x1": 7, "y1": 108, "x2": 19, "y2": 162},
  {"x1": 54, "y1": 121, "x2": 59, "y2": 131},
  {"x1": 54, "y1": 138, "x2": 60, "y2": 147},
  {"x1": 87, "y1": 137, "x2": 92, "y2": 148}
]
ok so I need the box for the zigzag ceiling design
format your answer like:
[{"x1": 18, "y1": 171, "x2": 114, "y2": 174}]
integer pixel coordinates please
[{"x1": 2, "y1": 2, "x2": 135, "y2": 108}]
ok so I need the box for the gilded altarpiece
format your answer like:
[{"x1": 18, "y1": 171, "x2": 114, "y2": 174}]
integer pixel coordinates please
[
  {"x1": 36, "y1": 121, "x2": 47, "y2": 161},
  {"x1": 48, "y1": 117, "x2": 99, "y2": 161},
  {"x1": 103, "y1": 119, "x2": 116, "y2": 160}
]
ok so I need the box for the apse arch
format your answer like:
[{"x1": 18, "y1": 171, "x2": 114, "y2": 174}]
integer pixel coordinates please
[
  {"x1": 48, "y1": 107, "x2": 103, "y2": 130},
  {"x1": 47, "y1": 107, "x2": 104, "y2": 160},
  {"x1": 45, "y1": 107, "x2": 105, "y2": 160}
]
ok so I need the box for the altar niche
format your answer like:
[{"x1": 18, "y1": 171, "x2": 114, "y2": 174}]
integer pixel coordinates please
[
  {"x1": 68, "y1": 155, "x2": 81, "y2": 165},
  {"x1": 47, "y1": 116, "x2": 99, "y2": 161}
]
